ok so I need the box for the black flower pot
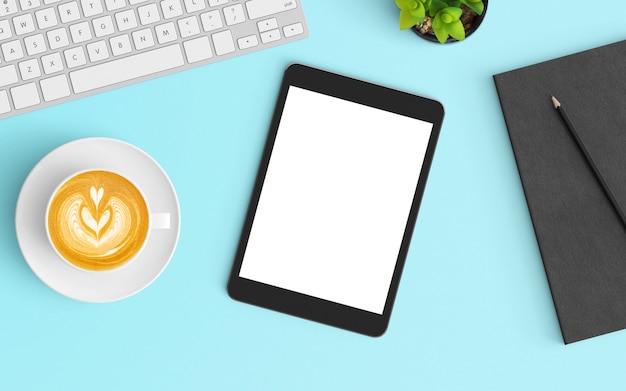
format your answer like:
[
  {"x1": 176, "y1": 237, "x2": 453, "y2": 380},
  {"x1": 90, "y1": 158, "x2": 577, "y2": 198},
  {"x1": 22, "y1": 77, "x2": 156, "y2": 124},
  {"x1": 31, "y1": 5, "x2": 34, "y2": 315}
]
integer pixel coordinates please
[{"x1": 411, "y1": 0, "x2": 488, "y2": 44}]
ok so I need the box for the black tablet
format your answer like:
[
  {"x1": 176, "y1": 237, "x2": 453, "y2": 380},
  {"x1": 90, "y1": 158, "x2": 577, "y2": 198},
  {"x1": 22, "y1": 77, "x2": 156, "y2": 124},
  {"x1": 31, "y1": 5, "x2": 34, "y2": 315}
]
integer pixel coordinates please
[{"x1": 228, "y1": 64, "x2": 444, "y2": 336}]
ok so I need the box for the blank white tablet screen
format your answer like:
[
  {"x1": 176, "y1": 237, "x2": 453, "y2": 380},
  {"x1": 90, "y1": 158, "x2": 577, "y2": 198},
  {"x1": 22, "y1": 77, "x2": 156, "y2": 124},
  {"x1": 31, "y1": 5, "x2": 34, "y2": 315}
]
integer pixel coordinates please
[{"x1": 239, "y1": 86, "x2": 433, "y2": 314}]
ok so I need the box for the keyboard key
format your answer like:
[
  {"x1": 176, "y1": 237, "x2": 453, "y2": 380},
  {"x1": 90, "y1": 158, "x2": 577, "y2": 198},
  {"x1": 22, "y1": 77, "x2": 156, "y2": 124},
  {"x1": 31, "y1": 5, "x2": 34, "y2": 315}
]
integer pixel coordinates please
[
  {"x1": 93, "y1": 15, "x2": 115, "y2": 37},
  {"x1": 2, "y1": 40, "x2": 24, "y2": 62},
  {"x1": 42, "y1": 52, "x2": 64, "y2": 74},
  {"x1": 0, "y1": 65, "x2": 19, "y2": 87},
  {"x1": 19, "y1": 0, "x2": 41, "y2": 11},
  {"x1": 260, "y1": 29, "x2": 280, "y2": 44},
  {"x1": 0, "y1": 20, "x2": 12, "y2": 40},
  {"x1": 69, "y1": 44, "x2": 184, "y2": 93},
  {"x1": 80, "y1": 0, "x2": 103, "y2": 17},
  {"x1": 11, "y1": 82, "x2": 40, "y2": 109},
  {"x1": 138, "y1": 4, "x2": 160, "y2": 25},
  {"x1": 283, "y1": 22, "x2": 303, "y2": 38},
  {"x1": 105, "y1": 0, "x2": 126, "y2": 11},
  {"x1": 0, "y1": 0, "x2": 18, "y2": 17},
  {"x1": 208, "y1": 0, "x2": 226, "y2": 6},
  {"x1": 24, "y1": 34, "x2": 46, "y2": 55},
  {"x1": 18, "y1": 58, "x2": 41, "y2": 80},
  {"x1": 161, "y1": 0, "x2": 182, "y2": 19},
  {"x1": 35, "y1": 7, "x2": 58, "y2": 29},
  {"x1": 110, "y1": 34, "x2": 132, "y2": 56},
  {"x1": 245, "y1": 0, "x2": 296, "y2": 20},
  {"x1": 86, "y1": 40, "x2": 109, "y2": 61},
  {"x1": 237, "y1": 34, "x2": 258, "y2": 50},
  {"x1": 115, "y1": 9, "x2": 138, "y2": 31},
  {"x1": 132, "y1": 28, "x2": 155, "y2": 50},
  {"x1": 223, "y1": 4, "x2": 244, "y2": 26},
  {"x1": 155, "y1": 22, "x2": 177, "y2": 44},
  {"x1": 64, "y1": 46, "x2": 86, "y2": 67},
  {"x1": 183, "y1": 36, "x2": 211, "y2": 63},
  {"x1": 212, "y1": 30, "x2": 234, "y2": 55},
  {"x1": 257, "y1": 18, "x2": 277, "y2": 33},
  {"x1": 47, "y1": 28, "x2": 69, "y2": 49},
  {"x1": 40, "y1": 74, "x2": 70, "y2": 101},
  {"x1": 70, "y1": 22, "x2": 92, "y2": 43},
  {"x1": 183, "y1": 0, "x2": 204, "y2": 13},
  {"x1": 178, "y1": 16, "x2": 200, "y2": 38},
  {"x1": 0, "y1": 91, "x2": 10, "y2": 114},
  {"x1": 59, "y1": 1, "x2": 81, "y2": 23},
  {"x1": 13, "y1": 14, "x2": 36, "y2": 35},
  {"x1": 200, "y1": 10, "x2": 221, "y2": 32}
]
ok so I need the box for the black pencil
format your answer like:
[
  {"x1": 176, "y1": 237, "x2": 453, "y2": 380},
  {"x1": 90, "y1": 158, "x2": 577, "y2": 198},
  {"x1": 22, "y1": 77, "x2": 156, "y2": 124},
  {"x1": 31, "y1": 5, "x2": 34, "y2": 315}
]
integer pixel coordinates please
[{"x1": 551, "y1": 95, "x2": 626, "y2": 230}]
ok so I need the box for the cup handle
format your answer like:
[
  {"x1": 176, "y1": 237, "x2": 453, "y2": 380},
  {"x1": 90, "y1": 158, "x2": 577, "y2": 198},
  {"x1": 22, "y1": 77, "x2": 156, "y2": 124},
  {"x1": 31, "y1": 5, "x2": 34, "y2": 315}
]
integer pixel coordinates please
[{"x1": 151, "y1": 213, "x2": 171, "y2": 229}]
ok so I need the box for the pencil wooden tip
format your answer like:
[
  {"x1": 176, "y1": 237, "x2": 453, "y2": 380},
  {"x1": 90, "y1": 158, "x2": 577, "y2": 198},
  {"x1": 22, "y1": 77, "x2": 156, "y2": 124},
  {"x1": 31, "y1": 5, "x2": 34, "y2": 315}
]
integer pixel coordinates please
[{"x1": 551, "y1": 95, "x2": 561, "y2": 109}]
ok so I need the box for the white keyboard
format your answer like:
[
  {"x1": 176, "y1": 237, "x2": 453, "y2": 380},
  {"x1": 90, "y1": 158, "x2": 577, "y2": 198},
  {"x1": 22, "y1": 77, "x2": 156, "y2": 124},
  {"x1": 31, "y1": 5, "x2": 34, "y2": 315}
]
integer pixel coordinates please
[{"x1": 0, "y1": 0, "x2": 308, "y2": 119}]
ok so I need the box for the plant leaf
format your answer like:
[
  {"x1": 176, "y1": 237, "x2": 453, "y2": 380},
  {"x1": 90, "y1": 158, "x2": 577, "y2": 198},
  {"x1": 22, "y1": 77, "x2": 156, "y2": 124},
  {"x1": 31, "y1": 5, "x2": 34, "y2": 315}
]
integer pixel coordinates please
[
  {"x1": 448, "y1": 0, "x2": 462, "y2": 7},
  {"x1": 399, "y1": 9, "x2": 422, "y2": 29},
  {"x1": 433, "y1": 26, "x2": 449, "y2": 43},
  {"x1": 431, "y1": 12, "x2": 448, "y2": 42},
  {"x1": 429, "y1": 0, "x2": 447, "y2": 16},
  {"x1": 442, "y1": 6, "x2": 462, "y2": 20},
  {"x1": 395, "y1": 0, "x2": 414, "y2": 10},
  {"x1": 461, "y1": 0, "x2": 484, "y2": 14},
  {"x1": 432, "y1": 12, "x2": 443, "y2": 30},
  {"x1": 408, "y1": 2, "x2": 425, "y2": 18},
  {"x1": 446, "y1": 19, "x2": 465, "y2": 40}
]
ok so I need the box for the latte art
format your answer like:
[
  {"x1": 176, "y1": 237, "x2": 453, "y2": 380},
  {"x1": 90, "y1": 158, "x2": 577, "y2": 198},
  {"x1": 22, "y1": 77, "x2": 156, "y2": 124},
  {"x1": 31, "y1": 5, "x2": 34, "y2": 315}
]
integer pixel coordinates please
[
  {"x1": 65, "y1": 188, "x2": 129, "y2": 249},
  {"x1": 47, "y1": 171, "x2": 149, "y2": 271}
]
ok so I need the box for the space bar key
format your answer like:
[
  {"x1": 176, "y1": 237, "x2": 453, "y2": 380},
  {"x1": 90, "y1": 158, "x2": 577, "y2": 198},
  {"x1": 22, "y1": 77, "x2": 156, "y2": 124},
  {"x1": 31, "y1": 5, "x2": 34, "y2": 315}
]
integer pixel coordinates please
[{"x1": 70, "y1": 45, "x2": 185, "y2": 94}]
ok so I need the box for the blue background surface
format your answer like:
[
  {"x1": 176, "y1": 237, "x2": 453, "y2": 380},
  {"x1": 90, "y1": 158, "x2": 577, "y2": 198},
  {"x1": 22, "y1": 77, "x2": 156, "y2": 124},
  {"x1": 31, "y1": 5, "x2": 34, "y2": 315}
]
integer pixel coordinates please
[{"x1": 3, "y1": 1, "x2": 626, "y2": 389}]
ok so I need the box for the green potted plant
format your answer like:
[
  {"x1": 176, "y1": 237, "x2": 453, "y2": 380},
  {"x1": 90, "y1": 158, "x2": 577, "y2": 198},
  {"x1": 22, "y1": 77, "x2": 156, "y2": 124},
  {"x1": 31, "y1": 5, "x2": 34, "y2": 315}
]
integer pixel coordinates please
[{"x1": 396, "y1": 0, "x2": 487, "y2": 44}]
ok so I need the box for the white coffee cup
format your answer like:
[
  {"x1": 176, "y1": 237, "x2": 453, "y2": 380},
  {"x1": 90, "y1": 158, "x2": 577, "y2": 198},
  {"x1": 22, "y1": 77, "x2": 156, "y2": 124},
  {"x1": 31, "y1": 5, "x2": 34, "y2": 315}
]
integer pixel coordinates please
[{"x1": 45, "y1": 169, "x2": 170, "y2": 272}]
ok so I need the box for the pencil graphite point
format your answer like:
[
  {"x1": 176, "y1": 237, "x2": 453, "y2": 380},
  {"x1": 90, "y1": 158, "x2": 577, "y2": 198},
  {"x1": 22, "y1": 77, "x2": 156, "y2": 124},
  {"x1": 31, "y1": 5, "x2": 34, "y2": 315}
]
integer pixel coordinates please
[{"x1": 551, "y1": 95, "x2": 561, "y2": 109}]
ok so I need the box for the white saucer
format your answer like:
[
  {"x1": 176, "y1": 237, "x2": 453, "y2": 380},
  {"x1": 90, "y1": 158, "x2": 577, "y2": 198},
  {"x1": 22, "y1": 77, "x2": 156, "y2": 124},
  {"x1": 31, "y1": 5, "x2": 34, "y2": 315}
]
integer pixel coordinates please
[{"x1": 15, "y1": 138, "x2": 180, "y2": 303}]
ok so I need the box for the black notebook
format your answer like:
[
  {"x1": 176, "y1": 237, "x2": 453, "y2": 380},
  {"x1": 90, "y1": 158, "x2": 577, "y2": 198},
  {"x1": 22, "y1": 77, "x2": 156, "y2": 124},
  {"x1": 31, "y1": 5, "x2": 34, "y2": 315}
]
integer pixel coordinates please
[{"x1": 494, "y1": 40, "x2": 626, "y2": 344}]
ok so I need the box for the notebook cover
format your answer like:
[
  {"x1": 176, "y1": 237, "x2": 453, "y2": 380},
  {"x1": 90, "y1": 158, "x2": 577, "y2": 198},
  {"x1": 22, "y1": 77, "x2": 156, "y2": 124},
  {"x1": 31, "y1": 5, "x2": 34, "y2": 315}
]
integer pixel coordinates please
[{"x1": 493, "y1": 40, "x2": 626, "y2": 344}]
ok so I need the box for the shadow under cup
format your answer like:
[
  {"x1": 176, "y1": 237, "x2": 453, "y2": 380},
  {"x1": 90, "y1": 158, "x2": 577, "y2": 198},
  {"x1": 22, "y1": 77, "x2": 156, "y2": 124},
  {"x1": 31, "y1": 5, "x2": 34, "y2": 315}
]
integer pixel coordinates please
[{"x1": 46, "y1": 170, "x2": 170, "y2": 272}]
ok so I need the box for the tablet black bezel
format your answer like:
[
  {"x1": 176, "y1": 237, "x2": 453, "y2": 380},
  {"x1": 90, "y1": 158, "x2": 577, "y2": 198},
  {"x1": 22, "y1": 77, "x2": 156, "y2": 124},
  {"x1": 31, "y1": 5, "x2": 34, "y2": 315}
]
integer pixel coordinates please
[{"x1": 227, "y1": 64, "x2": 444, "y2": 337}]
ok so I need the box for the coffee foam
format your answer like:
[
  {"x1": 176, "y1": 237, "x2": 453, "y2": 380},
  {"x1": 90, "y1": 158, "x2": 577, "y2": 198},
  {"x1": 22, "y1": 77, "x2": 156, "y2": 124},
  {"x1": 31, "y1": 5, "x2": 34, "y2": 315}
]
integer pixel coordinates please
[{"x1": 47, "y1": 171, "x2": 149, "y2": 271}]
